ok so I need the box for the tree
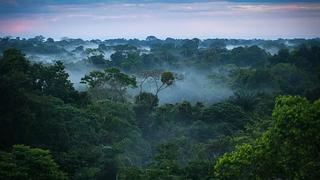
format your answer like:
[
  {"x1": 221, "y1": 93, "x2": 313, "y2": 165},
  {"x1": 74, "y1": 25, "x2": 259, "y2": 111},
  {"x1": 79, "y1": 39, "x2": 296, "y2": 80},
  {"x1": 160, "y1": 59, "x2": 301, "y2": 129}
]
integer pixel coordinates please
[
  {"x1": 146, "y1": 36, "x2": 159, "y2": 42},
  {"x1": 135, "y1": 92, "x2": 159, "y2": 109},
  {"x1": 72, "y1": 46, "x2": 84, "y2": 53},
  {"x1": 230, "y1": 69, "x2": 277, "y2": 91},
  {"x1": 89, "y1": 54, "x2": 108, "y2": 66},
  {"x1": 268, "y1": 48, "x2": 290, "y2": 65},
  {"x1": 143, "y1": 142, "x2": 183, "y2": 179},
  {"x1": 138, "y1": 70, "x2": 176, "y2": 97},
  {"x1": 184, "y1": 160, "x2": 214, "y2": 180},
  {"x1": 215, "y1": 96, "x2": 320, "y2": 179},
  {"x1": 85, "y1": 101, "x2": 148, "y2": 179},
  {"x1": 85, "y1": 48, "x2": 104, "y2": 57},
  {"x1": 134, "y1": 92, "x2": 159, "y2": 130},
  {"x1": 31, "y1": 61, "x2": 80, "y2": 103},
  {"x1": 110, "y1": 47, "x2": 142, "y2": 71},
  {"x1": 176, "y1": 101, "x2": 193, "y2": 123},
  {"x1": 81, "y1": 68, "x2": 137, "y2": 101},
  {"x1": 201, "y1": 102, "x2": 251, "y2": 135},
  {"x1": 31, "y1": 35, "x2": 45, "y2": 42},
  {"x1": 0, "y1": 49, "x2": 89, "y2": 150},
  {"x1": 85, "y1": 48, "x2": 108, "y2": 66},
  {"x1": 113, "y1": 44, "x2": 138, "y2": 52},
  {"x1": 46, "y1": 38, "x2": 55, "y2": 43},
  {"x1": 98, "y1": 43, "x2": 110, "y2": 51},
  {"x1": 150, "y1": 43, "x2": 177, "y2": 65},
  {"x1": 0, "y1": 48, "x2": 34, "y2": 148},
  {"x1": 229, "y1": 90, "x2": 260, "y2": 112},
  {"x1": 270, "y1": 63, "x2": 310, "y2": 94},
  {"x1": 0, "y1": 145, "x2": 67, "y2": 180},
  {"x1": 209, "y1": 40, "x2": 226, "y2": 49},
  {"x1": 1, "y1": 49, "x2": 84, "y2": 104},
  {"x1": 181, "y1": 38, "x2": 200, "y2": 57},
  {"x1": 158, "y1": 71, "x2": 175, "y2": 95},
  {"x1": 230, "y1": 45, "x2": 268, "y2": 67}
]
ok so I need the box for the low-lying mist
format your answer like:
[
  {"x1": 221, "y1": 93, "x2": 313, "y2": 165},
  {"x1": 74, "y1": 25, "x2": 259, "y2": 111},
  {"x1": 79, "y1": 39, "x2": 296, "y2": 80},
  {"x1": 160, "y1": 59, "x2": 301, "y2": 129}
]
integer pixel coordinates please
[
  {"x1": 153, "y1": 69, "x2": 232, "y2": 104},
  {"x1": 64, "y1": 62, "x2": 233, "y2": 104},
  {"x1": 5, "y1": 37, "x2": 297, "y2": 105}
]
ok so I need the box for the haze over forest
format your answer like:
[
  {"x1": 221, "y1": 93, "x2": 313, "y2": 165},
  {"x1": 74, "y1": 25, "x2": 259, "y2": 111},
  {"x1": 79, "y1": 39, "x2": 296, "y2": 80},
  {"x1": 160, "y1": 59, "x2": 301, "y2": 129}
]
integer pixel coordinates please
[{"x1": 0, "y1": 0, "x2": 320, "y2": 180}]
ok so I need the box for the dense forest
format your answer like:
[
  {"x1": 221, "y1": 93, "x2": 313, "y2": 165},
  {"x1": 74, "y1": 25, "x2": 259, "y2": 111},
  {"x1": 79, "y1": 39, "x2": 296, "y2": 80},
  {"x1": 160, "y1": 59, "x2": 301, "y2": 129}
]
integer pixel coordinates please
[{"x1": 0, "y1": 36, "x2": 320, "y2": 179}]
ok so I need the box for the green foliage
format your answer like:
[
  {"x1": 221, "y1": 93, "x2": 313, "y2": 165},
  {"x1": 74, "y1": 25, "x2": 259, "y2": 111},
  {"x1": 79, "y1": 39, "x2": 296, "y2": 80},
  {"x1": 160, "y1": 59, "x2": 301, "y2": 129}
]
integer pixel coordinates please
[
  {"x1": 181, "y1": 38, "x2": 200, "y2": 57},
  {"x1": 1, "y1": 40, "x2": 320, "y2": 180},
  {"x1": 104, "y1": 68, "x2": 137, "y2": 89},
  {"x1": 113, "y1": 44, "x2": 138, "y2": 51},
  {"x1": 215, "y1": 96, "x2": 320, "y2": 179},
  {"x1": 31, "y1": 61, "x2": 81, "y2": 103},
  {"x1": 88, "y1": 54, "x2": 109, "y2": 66},
  {"x1": 214, "y1": 143, "x2": 266, "y2": 179},
  {"x1": 230, "y1": 68, "x2": 277, "y2": 91},
  {"x1": 184, "y1": 160, "x2": 215, "y2": 180},
  {"x1": 85, "y1": 48, "x2": 104, "y2": 57},
  {"x1": 229, "y1": 91, "x2": 260, "y2": 112},
  {"x1": 270, "y1": 63, "x2": 310, "y2": 94},
  {"x1": 201, "y1": 102, "x2": 252, "y2": 134},
  {"x1": 110, "y1": 46, "x2": 142, "y2": 71},
  {"x1": 161, "y1": 71, "x2": 175, "y2": 86},
  {"x1": 81, "y1": 68, "x2": 137, "y2": 101},
  {"x1": 135, "y1": 92, "x2": 159, "y2": 108},
  {"x1": 268, "y1": 48, "x2": 290, "y2": 65},
  {"x1": 0, "y1": 145, "x2": 67, "y2": 180},
  {"x1": 134, "y1": 92, "x2": 159, "y2": 130},
  {"x1": 230, "y1": 45, "x2": 268, "y2": 67}
]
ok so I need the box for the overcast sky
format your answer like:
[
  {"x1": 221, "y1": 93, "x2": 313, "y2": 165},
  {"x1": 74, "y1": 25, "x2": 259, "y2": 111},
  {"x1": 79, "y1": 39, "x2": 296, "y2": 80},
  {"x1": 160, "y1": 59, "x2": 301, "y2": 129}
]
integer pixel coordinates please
[{"x1": 0, "y1": 0, "x2": 320, "y2": 39}]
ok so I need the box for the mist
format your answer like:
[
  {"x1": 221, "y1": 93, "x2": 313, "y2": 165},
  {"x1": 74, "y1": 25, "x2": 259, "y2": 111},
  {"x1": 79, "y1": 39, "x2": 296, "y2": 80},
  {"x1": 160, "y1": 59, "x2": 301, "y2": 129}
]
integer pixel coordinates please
[
  {"x1": 1, "y1": 36, "x2": 303, "y2": 105},
  {"x1": 131, "y1": 68, "x2": 233, "y2": 104}
]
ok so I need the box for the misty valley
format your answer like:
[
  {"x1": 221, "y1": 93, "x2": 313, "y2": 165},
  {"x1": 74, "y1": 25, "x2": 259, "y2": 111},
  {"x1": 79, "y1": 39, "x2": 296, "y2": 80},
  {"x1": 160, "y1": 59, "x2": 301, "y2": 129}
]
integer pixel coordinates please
[{"x1": 0, "y1": 36, "x2": 320, "y2": 180}]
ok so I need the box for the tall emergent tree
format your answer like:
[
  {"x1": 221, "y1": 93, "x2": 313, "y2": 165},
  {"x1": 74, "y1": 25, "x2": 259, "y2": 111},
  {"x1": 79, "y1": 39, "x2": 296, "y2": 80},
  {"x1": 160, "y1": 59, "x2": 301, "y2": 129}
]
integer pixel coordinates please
[
  {"x1": 81, "y1": 67, "x2": 137, "y2": 101},
  {"x1": 138, "y1": 70, "x2": 176, "y2": 96}
]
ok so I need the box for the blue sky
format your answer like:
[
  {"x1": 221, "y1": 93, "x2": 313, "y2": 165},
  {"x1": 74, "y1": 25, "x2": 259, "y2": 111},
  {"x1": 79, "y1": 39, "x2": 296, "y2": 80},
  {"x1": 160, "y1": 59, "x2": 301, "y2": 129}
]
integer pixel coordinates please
[{"x1": 0, "y1": 0, "x2": 320, "y2": 39}]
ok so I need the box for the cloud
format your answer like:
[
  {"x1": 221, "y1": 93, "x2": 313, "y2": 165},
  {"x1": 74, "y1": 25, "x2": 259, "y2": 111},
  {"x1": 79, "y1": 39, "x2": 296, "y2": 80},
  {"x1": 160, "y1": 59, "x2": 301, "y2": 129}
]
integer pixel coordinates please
[
  {"x1": 1, "y1": 0, "x2": 320, "y2": 17},
  {"x1": 0, "y1": 0, "x2": 319, "y2": 39},
  {"x1": 0, "y1": 19, "x2": 38, "y2": 33}
]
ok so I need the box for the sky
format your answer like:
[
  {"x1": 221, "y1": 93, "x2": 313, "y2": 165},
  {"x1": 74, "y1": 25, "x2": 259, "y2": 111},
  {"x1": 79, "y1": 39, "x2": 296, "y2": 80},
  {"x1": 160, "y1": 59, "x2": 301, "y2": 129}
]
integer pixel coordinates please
[{"x1": 0, "y1": 0, "x2": 320, "y2": 40}]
